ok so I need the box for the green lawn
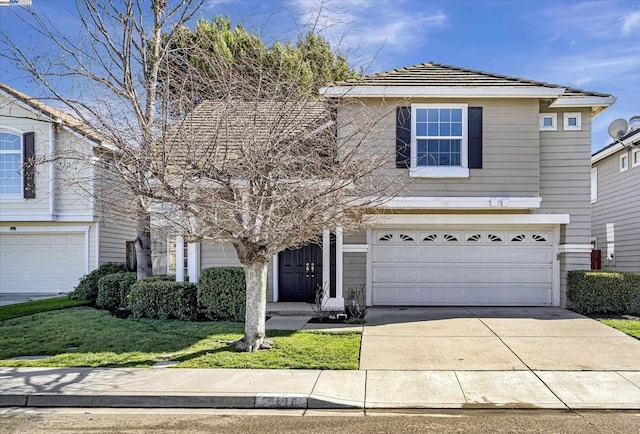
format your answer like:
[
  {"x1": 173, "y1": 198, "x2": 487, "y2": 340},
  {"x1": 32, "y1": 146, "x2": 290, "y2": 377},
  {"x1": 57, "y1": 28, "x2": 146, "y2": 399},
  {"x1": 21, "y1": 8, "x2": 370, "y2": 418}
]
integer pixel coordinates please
[
  {"x1": 0, "y1": 297, "x2": 89, "y2": 321},
  {"x1": 600, "y1": 318, "x2": 640, "y2": 339},
  {"x1": 0, "y1": 307, "x2": 360, "y2": 369}
]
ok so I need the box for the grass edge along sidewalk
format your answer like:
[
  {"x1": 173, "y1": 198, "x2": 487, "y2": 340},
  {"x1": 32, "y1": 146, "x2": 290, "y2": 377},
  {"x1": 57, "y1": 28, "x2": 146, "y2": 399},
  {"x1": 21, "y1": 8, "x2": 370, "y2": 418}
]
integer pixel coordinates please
[{"x1": 0, "y1": 304, "x2": 360, "y2": 370}]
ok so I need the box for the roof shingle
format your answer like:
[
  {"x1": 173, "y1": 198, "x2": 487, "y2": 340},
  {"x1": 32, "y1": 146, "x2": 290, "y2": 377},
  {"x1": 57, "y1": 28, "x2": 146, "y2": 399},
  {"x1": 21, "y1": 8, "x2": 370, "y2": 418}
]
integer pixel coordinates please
[{"x1": 329, "y1": 62, "x2": 611, "y2": 98}]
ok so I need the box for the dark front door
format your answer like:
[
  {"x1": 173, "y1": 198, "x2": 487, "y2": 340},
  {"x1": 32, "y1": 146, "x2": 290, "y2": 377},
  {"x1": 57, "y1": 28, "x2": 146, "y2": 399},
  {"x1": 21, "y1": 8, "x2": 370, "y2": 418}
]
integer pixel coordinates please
[{"x1": 278, "y1": 244, "x2": 324, "y2": 302}]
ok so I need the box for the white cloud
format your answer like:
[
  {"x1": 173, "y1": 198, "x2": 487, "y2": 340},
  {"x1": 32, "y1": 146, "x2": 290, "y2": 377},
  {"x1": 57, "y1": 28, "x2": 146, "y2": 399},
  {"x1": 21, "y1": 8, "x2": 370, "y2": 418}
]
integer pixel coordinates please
[
  {"x1": 622, "y1": 11, "x2": 640, "y2": 36},
  {"x1": 287, "y1": 0, "x2": 447, "y2": 70}
]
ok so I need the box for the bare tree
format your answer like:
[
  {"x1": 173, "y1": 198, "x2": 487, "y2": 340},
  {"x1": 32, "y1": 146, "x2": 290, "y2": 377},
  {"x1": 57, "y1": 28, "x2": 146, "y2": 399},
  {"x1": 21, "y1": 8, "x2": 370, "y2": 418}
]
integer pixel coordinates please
[
  {"x1": 1, "y1": 0, "x2": 205, "y2": 279},
  {"x1": 153, "y1": 33, "x2": 401, "y2": 351}
]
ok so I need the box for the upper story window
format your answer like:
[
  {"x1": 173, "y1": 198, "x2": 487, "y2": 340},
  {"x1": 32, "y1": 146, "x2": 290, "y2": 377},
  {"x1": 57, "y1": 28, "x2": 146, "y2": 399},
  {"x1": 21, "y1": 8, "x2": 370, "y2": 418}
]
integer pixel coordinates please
[
  {"x1": 620, "y1": 153, "x2": 629, "y2": 172},
  {"x1": 0, "y1": 132, "x2": 22, "y2": 196},
  {"x1": 411, "y1": 104, "x2": 468, "y2": 178},
  {"x1": 632, "y1": 149, "x2": 640, "y2": 168},
  {"x1": 539, "y1": 113, "x2": 557, "y2": 131},
  {"x1": 591, "y1": 167, "x2": 597, "y2": 203},
  {"x1": 563, "y1": 112, "x2": 582, "y2": 131}
]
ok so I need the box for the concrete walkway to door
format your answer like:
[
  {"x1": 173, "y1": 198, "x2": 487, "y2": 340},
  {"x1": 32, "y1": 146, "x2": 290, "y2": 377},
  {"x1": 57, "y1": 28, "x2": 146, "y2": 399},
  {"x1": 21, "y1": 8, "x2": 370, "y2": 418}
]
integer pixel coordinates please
[{"x1": 360, "y1": 307, "x2": 640, "y2": 371}]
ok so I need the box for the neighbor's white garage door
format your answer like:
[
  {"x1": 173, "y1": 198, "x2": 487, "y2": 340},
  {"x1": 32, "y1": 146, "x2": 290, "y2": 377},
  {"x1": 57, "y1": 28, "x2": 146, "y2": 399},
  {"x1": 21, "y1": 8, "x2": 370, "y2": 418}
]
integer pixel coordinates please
[
  {"x1": 0, "y1": 233, "x2": 85, "y2": 293},
  {"x1": 372, "y1": 228, "x2": 554, "y2": 306}
]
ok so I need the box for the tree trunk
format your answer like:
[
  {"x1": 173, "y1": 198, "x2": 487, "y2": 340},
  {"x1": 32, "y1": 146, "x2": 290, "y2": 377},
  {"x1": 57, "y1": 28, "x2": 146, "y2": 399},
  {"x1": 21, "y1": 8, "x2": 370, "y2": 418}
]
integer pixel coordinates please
[
  {"x1": 135, "y1": 203, "x2": 153, "y2": 281},
  {"x1": 234, "y1": 261, "x2": 271, "y2": 352}
]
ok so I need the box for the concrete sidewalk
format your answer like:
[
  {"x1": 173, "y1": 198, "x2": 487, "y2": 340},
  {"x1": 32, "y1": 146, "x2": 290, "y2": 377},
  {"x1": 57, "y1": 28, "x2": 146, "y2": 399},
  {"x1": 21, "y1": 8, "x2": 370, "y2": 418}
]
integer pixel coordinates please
[{"x1": 2, "y1": 367, "x2": 640, "y2": 410}]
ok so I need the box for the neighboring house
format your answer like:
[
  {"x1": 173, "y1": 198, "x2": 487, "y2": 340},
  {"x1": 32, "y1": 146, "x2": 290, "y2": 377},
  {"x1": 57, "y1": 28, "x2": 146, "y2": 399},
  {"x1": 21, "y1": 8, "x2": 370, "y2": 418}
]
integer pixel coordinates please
[
  {"x1": 591, "y1": 117, "x2": 640, "y2": 273},
  {"x1": 0, "y1": 83, "x2": 136, "y2": 294},
  {"x1": 159, "y1": 62, "x2": 615, "y2": 308}
]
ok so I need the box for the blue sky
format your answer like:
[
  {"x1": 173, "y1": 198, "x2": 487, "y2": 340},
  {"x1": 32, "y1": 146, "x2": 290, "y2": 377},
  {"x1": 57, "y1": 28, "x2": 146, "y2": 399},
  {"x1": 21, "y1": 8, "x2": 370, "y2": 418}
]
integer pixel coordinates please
[{"x1": 1, "y1": 0, "x2": 639, "y2": 152}]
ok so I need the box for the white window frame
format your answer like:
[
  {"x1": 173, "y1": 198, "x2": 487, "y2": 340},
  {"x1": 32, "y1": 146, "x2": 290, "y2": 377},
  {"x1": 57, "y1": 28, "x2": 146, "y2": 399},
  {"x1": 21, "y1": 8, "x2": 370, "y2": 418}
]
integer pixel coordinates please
[
  {"x1": 539, "y1": 113, "x2": 557, "y2": 131},
  {"x1": 632, "y1": 148, "x2": 640, "y2": 168},
  {"x1": 0, "y1": 130, "x2": 23, "y2": 198},
  {"x1": 410, "y1": 103, "x2": 469, "y2": 178},
  {"x1": 590, "y1": 167, "x2": 597, "y2": 203},
  {"x1": 563, "y1": 112, "x2": 582, "y2": 130},
  {"x1": 620, "y1": 153, "x2": 629, "y2": 172}
]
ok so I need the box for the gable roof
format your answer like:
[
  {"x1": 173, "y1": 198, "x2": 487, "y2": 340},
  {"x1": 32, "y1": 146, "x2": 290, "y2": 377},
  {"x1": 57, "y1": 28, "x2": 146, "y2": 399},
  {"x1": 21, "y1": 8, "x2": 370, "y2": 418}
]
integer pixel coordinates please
[
  {"x1": 320, "y1": 62, "x2": 615, "y2": 112},
  {"x1": 0, "y1": 82, "x2": 103, "y2": 144}
]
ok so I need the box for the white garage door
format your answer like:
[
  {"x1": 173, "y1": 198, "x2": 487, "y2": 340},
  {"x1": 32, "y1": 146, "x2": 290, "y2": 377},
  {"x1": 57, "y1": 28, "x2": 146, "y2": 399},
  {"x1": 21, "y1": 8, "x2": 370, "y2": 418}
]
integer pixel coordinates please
[
  {"x1": 372, "y1": 228, "x2": 554, "y2": 306},
  {"x1": 0, "y1": 233, "x2": 86, "y2": 293}
]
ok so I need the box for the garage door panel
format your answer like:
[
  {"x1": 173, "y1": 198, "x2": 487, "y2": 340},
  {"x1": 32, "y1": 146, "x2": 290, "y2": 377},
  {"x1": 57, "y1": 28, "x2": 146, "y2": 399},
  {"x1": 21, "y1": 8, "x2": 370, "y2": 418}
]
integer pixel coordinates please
[
  {"x1": 372, "y1": 229, "x2": 554, "y2": 306},
  {"x1": 0, "y1": 233, "x2": 86, "y2": 293}
]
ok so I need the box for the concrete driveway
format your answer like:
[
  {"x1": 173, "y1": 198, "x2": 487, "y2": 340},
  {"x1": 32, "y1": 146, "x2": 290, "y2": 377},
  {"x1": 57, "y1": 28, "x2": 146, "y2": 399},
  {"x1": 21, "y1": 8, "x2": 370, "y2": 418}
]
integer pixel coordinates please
[{"x1": 360, "y1": 307, "x2": 640, "y2": 371}]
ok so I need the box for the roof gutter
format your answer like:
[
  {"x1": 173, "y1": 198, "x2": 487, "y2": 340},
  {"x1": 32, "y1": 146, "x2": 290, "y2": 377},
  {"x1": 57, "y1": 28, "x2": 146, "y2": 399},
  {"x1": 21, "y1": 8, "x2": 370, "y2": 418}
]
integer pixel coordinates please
[
  {"x1": 592, "y1": 130, "x2": 640, "y2": 164},
  {"x1": 319, "y1": 86, "x2": 565, "y2": 98},
  {"x1": 549, "y1": 96, "x2": 616, "y2": 109}
]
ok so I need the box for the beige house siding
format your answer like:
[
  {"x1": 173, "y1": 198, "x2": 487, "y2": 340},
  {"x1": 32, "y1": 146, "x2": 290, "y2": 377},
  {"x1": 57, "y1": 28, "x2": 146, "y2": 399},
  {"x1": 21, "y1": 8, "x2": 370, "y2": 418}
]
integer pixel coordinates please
[
  {"x1": 537, "y1": 107, "x2": 593, "y2": 305},
  {"x1": 54, "y1": 130, "x2": 94, "y2": 218},
  {"x1": 339, "y1": 98, "x2": 540, "y2": 197},
  {"x1": 99, "y1": 219, "x2": 135, "y2": 265},
  {"x1": 592, "y1": 147, "x2": 640, "y2": 273}
]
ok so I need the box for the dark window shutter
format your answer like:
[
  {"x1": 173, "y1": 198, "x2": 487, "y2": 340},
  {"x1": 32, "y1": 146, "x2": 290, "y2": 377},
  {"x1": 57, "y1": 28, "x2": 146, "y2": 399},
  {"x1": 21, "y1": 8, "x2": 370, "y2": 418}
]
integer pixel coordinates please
[
  {"x1": 396, "y1": 106, "x2": 411, "y2": 168},
  {"x1": 23, "y1": 131, "x2": 35, "y2": 199},
  {"x1": 468, "y1": 107, "x2": 483, "y2": 169}
]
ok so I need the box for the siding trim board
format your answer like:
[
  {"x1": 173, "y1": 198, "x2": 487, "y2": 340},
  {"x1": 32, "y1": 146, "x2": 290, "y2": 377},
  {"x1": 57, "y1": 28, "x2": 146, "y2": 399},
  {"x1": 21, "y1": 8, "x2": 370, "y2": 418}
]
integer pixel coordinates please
[{"x1": 377, "y1": 196, "x2": 541, "y2": 209}]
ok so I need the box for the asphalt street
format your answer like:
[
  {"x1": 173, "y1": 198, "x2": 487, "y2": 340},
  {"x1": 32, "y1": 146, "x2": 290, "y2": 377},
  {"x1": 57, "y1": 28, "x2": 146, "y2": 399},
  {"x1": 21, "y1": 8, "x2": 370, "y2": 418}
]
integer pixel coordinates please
[{"x1": 1, "y1": 408, "x2": 640, "y2": 434}]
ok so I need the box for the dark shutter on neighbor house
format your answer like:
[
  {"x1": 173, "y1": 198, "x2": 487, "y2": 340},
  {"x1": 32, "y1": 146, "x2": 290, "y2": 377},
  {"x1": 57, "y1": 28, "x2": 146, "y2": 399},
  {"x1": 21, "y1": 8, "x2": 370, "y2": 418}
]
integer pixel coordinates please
[
  {"x1": 396, "y1": 107, "x2": 411, "y2": 168},
  {"x1": 22, "y1": 131, "x2": 35, "y2": 199},
  {"x1": 468, "y1": 107, "x2": 483, "y2": 169}
]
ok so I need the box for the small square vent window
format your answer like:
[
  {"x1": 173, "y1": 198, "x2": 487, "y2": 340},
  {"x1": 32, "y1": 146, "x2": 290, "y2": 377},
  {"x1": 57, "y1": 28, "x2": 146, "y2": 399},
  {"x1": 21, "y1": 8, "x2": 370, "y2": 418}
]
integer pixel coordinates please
[
  {"x1": 563, "y1": 112, "x2": 582, "y2": 130},
  {"x1": 539, "y1": 113, "x2": 557, "y2": 131}
]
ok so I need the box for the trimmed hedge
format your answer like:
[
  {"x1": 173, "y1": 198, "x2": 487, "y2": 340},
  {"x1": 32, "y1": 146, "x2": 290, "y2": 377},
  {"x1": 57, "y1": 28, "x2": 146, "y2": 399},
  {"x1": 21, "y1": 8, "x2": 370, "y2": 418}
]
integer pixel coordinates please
[
  {"x1": 142, "y1": 274, "x2": 176, "y2": 282},
  {"x1": 129, "y1": 280, "x2": 198, "y2": 321},
  {"x1": 567, "y1": 270, "x2": 640, "y2": 315},
  {"x1": 198, "y1": 267, "x2": 246, "y2": 322},
  {"x1": 69, "y1": 263, "x2": 128, "y2": 303},
  {"x1": 96, "y1": 272, "x2": 137, "y2": 313}
]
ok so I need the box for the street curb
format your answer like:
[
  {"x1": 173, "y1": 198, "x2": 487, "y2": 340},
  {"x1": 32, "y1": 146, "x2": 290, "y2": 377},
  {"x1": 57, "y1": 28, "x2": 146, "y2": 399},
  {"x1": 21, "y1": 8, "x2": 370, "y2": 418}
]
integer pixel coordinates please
[{"x1": 3, "y1": 393, "x2": 638, "y2": 410}]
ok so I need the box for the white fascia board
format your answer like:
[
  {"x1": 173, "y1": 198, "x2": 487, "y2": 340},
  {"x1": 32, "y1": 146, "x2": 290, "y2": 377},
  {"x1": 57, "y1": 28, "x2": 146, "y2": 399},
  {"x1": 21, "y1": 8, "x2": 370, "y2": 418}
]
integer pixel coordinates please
[
  {"x1": 378, "y1": 196, "x2": 542, "y2": 210},
  {"x1": 558, "y1": 244, "x2": 593, "y2": 254},
  {"x1": 591, "y1": 143, "x2": 624, "y2": 165},
  {"x1": 549, "y1": 96, "x2": 616, "y2": 109},
  {"x1": 343, "y1": 243, "x2": 368, "y2": 253},
  {"x1": 368, "y1": 213, "x2": 570, "y2": 226},
  {"x1": 319, "y1": 86, "x2": 565, "y2": 98},
  {"x1": 591, "y1": 131, "x2": 640, "y2": 164},
  {"x1": 0, "y1": 225, "x2": 91, "y2": 233},
  {"x1": 0, "y1": 212, "x2": 53, "y2": 222}
]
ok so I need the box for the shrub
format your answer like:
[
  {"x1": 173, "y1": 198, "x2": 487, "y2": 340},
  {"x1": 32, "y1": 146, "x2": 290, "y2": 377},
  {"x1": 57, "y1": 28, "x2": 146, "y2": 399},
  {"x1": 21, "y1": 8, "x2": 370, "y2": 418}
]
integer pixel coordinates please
[
  {"x1": 69, "y1": 263, "x2": 128, "y2": 303},
  {"x1": 129, "y1": 280, "x2": 198, "y2": 321},
  {"x1": 142, "y1": 274, "x2": 176, "y2": 282},
  {"x1": 198, "y1": 267, "x2": 246, "y2": 322},
  {"x1": 567, "y1": 270, "x2": 640, "y2": 315},
  {"x1": 96, "y1": 272, "x2": 137, "y2": 313}
]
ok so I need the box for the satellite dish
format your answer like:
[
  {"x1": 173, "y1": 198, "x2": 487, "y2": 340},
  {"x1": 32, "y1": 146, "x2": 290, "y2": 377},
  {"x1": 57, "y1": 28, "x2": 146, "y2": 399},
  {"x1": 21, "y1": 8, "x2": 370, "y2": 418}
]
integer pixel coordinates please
[{"x1": 608, "y1": 118, "x2": 628, "y2": 140}]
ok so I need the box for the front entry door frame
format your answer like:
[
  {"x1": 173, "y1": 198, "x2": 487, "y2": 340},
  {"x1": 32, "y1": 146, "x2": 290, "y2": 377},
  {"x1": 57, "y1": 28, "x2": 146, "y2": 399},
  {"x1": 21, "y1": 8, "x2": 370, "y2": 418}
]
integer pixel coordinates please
[{"x1": 272, "y1": 228, "x2": 344, "y2": 307}]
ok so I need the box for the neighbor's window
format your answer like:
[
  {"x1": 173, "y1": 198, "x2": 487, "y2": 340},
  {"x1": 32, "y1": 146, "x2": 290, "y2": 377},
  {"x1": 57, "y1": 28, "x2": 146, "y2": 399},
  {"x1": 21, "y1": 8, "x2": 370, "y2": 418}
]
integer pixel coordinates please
[
  {"x1": 411, "y1": 104, "x2": 468, "y2": 178},
  {"x1": 539, "y1": 113, "x2": 557, "y2": 131},
  {"x1": 620, "y1": 154, "x2": 629, "y2": 172},
  {"x1": 563, "y1": 112, "x2": 582, "y2": 130},
  {"x1": 0, "y1": 132, "x2": 22, "y2": 195},
  {"x1": 632, "y1": 149, "x2": 640, "y2": 168},
  {"x1": 591, "y1": 167, "x2": 597, "y2": 203}
]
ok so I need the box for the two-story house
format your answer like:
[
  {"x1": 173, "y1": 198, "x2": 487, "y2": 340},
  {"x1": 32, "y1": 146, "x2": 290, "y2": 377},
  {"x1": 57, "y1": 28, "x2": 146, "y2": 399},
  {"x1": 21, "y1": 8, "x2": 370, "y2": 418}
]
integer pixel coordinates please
[
  {"x1": 0, "y1": 83, "x2": 136, "y2": 295},
  {"x1": 591, "y1": 117, "x2": 640, "y2": 273},
  {"x1": 159, "y1": 62, "x2": 615, "y2": 308}
]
